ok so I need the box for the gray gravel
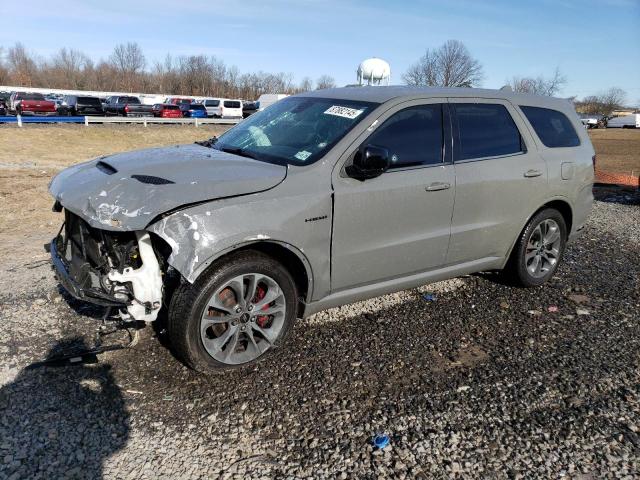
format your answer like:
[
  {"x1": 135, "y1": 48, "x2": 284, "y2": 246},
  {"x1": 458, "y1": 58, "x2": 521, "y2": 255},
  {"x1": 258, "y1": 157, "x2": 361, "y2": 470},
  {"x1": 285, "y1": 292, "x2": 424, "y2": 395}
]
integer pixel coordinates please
[{"x1": 0, "y1": 197, "x2": 638, "y2": 479}]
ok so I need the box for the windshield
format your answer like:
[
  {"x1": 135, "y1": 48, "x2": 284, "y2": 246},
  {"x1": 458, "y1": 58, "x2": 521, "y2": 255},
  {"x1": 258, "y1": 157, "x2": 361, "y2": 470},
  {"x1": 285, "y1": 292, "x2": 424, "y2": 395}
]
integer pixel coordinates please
[
  {"x1": 21, "y1": 93, "x2": 45, "y2": 101},
  {"x1": 213, "y1": 97, "x2": 377, "y2": 166}
]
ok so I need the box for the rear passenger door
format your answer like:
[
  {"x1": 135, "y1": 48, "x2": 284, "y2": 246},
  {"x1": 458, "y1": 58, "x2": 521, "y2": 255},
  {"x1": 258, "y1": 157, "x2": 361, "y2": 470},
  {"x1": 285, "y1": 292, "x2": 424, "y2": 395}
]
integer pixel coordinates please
[
  {"x1": 331, "y1": 100, "x2": 455, "y2": 291},
  {"x1": 447, "y1": 99, "x2": 547, "y2": 264}
]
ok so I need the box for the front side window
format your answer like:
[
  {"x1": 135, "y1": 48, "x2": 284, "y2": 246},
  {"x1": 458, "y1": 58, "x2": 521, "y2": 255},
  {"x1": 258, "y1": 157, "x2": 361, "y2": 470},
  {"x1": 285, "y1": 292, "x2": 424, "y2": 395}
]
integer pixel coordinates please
[
  {"x1": 520, "y1": 106, "x2": 580, "y2": 148},
  {"x1": 453, "y1": 103, "x2": 524, "y2": 160},
  {"x1": 213, "y1": 97, "x2": 377, "y2": 166},
  {"x1": 365, "y1": 104, "x2": 443, "y2": 169}
]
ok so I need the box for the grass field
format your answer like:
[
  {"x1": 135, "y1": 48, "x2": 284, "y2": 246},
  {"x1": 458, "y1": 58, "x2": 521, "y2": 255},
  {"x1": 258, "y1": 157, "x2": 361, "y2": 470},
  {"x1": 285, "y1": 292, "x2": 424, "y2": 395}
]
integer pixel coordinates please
[{"x1": 589, "y1": 128, "x2": 640, "y2": 175}]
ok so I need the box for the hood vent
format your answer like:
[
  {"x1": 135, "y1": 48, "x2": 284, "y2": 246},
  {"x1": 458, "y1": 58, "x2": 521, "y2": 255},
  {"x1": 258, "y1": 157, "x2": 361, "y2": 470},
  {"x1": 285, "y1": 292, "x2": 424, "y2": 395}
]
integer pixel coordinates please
[
  {"x1": 131, "y1": 174, "x2": 175, "y2": 185},
  {"x1": 96, "y1": 161, "x2": 117, "y2": 175}
]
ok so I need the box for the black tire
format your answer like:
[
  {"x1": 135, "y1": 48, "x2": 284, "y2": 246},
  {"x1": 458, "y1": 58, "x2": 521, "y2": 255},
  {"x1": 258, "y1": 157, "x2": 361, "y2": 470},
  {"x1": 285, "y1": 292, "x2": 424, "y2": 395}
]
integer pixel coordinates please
[
  {"x1": 167, "y1": 250, "x2": 298, "y2": 373},
  {"x1": 504, "y1": 208, "x2": 567, "y2": 287}
]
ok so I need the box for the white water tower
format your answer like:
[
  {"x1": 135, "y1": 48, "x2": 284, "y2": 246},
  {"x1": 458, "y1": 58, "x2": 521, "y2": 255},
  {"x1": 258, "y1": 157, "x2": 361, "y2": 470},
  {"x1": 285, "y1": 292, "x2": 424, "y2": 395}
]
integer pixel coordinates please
[{"x1": 357, "y1": 58, "x2": 391, "y2": 86}]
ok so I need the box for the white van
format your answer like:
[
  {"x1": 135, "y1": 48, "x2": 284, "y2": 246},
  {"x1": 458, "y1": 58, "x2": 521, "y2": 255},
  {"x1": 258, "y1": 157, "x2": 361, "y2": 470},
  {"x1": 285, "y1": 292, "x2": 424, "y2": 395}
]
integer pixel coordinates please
[
  {"x1": 201, "y1": 98, "x2": 223, "y2": 118},
  {"x1": 219, "y1": 99, "x2": 243, "y2": 119},
  {"x1": 607, "y1": 114, "x2": 640, "y2": 128}
]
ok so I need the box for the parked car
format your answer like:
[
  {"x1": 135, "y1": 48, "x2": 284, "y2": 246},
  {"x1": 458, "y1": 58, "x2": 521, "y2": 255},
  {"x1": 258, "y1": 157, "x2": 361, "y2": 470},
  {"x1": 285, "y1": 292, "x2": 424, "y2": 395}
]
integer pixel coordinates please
[
  {"x1": 0, "y1": 102, "x2": 6, "y2": 116},
  {"x1": 166, "y1": 97, "x2": 194, "y2": 106},
  {"x1": 607, "y1": 113, "x2": 640, "y2": 128},
  {"x1": 103, "y1": 96, "x2": 153, "y2": 117},
  {"x1": 219, "y1": 99, "x2": 243, "y2": 119},
  {"x1": 201, "y1": 98, "x2": 223, "y2": 117},
  {"x1": 242, "y1": 101, "x2": 259, "y2": 118},
  {"x1": 58, "y1": 95, "x2": 105, "y2": 116},
  {"x1": 9, "y1": 92, "x2": 57, "y2": 116},
  {"x1": 579, "y1": 113, "x2": 603, "y2": 129},
  {"x1": 48, "y1": 86, "x2": 594, "y2": 373},
  {"x1": 180, "y1": 103, "x2": 208, "y2": 118},
  {"x1": 152, "y1": 103, "x2": 183, "y2": 118}
]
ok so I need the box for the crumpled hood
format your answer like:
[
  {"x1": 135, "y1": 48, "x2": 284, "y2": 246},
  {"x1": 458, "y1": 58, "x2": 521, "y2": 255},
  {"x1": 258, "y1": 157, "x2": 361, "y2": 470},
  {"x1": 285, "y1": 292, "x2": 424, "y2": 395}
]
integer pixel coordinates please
[{"x1": 49, "y1": 144, "x2": 287, "y2": 231}]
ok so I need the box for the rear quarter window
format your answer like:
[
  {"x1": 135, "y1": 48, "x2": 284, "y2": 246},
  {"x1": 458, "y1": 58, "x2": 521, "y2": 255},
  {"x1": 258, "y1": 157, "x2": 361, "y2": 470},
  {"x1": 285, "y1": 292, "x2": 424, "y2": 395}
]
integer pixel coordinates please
[
  {"x1": 519, "y1": 106, "x2": 580, "y2": 148},
  {"x1": 453, "y1": 103, "x2": 524, "y2": 160}
]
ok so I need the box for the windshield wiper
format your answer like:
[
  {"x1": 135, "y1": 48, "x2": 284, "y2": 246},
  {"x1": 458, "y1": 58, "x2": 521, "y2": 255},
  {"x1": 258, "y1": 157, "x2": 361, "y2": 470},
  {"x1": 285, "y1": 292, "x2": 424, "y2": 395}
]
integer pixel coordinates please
[
  {"x1": 220, "y1": 147, "x2": 258, "y2": 160},
  {"x1": 195, "y1": 136, "x2": 218, "y2": 148}
]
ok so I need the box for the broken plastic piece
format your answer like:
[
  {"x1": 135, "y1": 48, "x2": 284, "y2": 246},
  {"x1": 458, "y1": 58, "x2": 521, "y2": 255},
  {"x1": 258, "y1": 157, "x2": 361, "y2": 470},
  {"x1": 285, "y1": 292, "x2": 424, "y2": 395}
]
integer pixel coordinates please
[
  {"x1": 422, "y1": 293, "x2": 437, "y2": 302},
  {"x1": 373, "y1": 434, "x2": 390, "y2": 449}
]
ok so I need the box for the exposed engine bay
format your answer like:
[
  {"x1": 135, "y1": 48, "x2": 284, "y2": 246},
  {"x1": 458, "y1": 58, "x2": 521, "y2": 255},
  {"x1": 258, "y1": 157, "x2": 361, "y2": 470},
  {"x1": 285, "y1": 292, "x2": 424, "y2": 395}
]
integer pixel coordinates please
[{"x1": 52, "y1": 210, "x2": 164, "y2": 322}]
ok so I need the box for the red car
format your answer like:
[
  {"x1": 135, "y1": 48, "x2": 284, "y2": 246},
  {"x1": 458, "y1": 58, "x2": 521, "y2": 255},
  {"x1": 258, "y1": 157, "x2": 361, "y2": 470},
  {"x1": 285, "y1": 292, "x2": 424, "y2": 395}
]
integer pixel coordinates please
[
  {"x1": 152, "y1": 104, "x2": 183, "y2": 118},
  {"x1": 166, "y1": 97, "x2": 194, "y2": 106},
  {"x1": 9, "y1": 92, "x2": 56, "y2": 116}
]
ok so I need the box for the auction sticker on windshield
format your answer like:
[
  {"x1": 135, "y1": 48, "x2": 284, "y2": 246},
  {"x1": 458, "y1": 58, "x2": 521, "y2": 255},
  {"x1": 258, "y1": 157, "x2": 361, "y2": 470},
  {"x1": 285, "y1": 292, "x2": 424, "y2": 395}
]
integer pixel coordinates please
[{"x1": 324, "y1": 106, "x2": 364, "y2": 119}]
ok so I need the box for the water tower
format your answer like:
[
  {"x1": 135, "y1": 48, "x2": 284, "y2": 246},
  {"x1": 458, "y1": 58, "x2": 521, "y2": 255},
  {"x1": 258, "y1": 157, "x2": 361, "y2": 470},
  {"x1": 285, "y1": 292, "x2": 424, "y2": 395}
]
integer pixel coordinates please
[{"x1": 357, "y1": 58, "x2": 391, "y2": 86}]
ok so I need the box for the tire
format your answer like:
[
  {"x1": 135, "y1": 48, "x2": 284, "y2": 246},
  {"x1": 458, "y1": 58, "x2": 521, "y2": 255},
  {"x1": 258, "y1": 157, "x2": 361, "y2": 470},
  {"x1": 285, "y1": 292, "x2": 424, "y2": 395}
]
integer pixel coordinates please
[
  {"x1": 167, "y1": 250, "x2": 298, "y2": 373},
  {"x1": 505, "y1": 208, "x2": 567, "y2": 287}
]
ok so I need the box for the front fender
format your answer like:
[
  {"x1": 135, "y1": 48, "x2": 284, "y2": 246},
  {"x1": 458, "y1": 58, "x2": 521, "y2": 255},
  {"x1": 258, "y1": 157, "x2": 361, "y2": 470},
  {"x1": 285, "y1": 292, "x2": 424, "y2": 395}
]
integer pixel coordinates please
[{"x1": 147, "y1": 191, "x2": 332, "y2": 301}]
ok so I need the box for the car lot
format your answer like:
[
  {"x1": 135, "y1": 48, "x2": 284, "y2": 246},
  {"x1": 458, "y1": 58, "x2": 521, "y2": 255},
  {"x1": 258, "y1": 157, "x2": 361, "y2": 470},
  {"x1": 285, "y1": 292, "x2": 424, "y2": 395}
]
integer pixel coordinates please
[{"x1": 0, "y1": 124, "x2": 638, "y2": 478}]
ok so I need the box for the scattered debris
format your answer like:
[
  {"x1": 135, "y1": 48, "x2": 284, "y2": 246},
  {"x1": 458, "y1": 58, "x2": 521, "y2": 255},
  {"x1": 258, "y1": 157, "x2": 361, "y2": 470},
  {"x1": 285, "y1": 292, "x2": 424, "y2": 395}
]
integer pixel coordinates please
[
  {"x1": 373, "y1": 434, "x2": 390, "y2": 449},
  {"x1": 457, "y1": 385, "x2": 472, "y2": 393},
  {"x1": 422, "y1": 293, "x2": 437, "y2": 302},
  {"x1": 568, "y1": 294, "x2": 590, "y2": 304},
  {"x1": 547, "y1": 305, "x2": 559, "y2": 312},
  {"x1": 576, "y1": 309, "x2": 590, "y2": 316},
  {"x1": 527, "y1": 310, "x2": 542, "y2": 316}
]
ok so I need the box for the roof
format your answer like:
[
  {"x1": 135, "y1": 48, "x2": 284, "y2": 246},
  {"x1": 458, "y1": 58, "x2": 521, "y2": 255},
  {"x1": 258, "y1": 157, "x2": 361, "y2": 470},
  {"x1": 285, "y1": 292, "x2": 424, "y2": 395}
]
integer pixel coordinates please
[{"x1": 299, "y1": 85, "x2": 573, "y2": 109}]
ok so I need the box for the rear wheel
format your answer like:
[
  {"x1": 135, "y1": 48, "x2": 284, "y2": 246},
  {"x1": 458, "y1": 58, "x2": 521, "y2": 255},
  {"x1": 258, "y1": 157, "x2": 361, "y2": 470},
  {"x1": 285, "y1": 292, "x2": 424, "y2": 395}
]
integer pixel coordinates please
[
  {"x1": 505, "y1": 208, "x2": 567, "y2": 287},
  {"x1": 168, "y1": 251, "x2": 298, "y2": 373}
]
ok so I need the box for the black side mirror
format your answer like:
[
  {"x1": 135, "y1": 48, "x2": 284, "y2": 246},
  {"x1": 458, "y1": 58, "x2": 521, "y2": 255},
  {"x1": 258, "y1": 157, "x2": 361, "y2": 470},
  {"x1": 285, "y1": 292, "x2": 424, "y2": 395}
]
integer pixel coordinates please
[{"x1": 346, "y1": 145, "x2": 390, "y2": 181}]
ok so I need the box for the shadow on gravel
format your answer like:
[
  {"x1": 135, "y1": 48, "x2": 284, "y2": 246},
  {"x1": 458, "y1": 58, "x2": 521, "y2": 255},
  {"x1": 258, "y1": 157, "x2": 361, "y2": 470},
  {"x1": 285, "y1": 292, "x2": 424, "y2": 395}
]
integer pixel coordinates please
[{"x1": 0, "y1": 338, "x2": 129, "y2": 479}]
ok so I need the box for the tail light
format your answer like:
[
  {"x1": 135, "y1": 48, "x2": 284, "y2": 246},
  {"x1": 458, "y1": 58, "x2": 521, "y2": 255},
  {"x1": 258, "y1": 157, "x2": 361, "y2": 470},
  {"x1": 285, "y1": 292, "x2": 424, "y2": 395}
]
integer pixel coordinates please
[
  {"x1": 124, "y1": 104, "x2": 129, "y2": 113},
  {"x1": 592, "y1": 154, "x2": 597, "y2": 172}
]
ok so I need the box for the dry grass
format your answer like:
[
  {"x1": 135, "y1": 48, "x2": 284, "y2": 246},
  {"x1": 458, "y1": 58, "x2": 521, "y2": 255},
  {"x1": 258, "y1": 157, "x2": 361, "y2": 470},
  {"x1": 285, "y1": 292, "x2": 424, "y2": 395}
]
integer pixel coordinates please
[{"x1": 588, "y1": 128, "x2": 640, "y2": 175}]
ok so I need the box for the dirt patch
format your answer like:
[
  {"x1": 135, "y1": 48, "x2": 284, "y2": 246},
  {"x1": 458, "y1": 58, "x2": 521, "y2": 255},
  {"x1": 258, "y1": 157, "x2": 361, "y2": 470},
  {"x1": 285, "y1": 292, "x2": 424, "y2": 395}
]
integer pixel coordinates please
[{"x1": 589, "y1": 128, "x2": 640, "y2": 175}]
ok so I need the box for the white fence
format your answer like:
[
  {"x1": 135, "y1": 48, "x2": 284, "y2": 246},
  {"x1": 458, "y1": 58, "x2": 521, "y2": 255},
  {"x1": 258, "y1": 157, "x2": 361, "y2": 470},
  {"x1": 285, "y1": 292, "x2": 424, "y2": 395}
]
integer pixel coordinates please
[{"x1": 8, "y1": 115, "x2": 241, "y2": 127}]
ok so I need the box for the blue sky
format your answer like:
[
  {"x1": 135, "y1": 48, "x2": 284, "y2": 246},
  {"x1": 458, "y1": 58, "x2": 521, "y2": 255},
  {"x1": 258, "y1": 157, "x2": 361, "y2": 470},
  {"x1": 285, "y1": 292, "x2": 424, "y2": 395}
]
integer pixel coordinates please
[{"x1": 2, "y1": 0, "x2": 639, "y2": 102}]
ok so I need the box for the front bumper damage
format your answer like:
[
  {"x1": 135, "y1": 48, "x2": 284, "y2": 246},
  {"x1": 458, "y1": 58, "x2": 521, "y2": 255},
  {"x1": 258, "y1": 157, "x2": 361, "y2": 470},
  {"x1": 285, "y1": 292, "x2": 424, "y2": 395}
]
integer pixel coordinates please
[{"x1": 50, "y1": 210, "x2": 163, "y2": 321}]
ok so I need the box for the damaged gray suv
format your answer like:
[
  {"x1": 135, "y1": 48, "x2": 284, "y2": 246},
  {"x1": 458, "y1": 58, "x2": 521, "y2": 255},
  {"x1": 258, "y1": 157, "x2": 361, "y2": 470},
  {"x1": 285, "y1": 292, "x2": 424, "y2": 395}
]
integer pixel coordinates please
[{"x1": 49, "y1": 86, "x2": 594, "y2": 372}]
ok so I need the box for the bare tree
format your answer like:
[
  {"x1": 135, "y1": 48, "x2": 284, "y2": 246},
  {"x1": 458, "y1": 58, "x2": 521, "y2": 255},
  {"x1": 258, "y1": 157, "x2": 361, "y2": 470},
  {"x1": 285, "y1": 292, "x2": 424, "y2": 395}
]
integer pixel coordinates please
[
  {"x1": 6, "y1": 43, "x2": 39, "y2": 86},
  {"x1": 574, "y1": 88, "x2": 627, "y2": 116},
  {"x1": 109, "y1": 42, "x2": 146, "y2": 91},
  {"x1": 0, "y1": 47, "x2": 10, "y2": 85},
  {"x1": 299, "y1": 77, "x2": 313, "y2": 92},
  {"x1": 508, "y1": 67, "x2": 566, "y2": 96},
  {"x1": 48, "y1": 48, "x2": 91, "y2": 89},
  {"x1": 315, "y1": 75, "x2": 336, "y2": 90},
  {"x1": 403, "y1": 40, "x2": 483, "y2": 88}
]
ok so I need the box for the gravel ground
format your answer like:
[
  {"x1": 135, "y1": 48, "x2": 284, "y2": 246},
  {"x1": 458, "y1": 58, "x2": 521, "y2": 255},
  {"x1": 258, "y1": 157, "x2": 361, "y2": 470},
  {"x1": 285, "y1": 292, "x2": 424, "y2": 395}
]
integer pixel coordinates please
[{"x1": 0, "y1": 196, "x2": 638, "y2": 479}]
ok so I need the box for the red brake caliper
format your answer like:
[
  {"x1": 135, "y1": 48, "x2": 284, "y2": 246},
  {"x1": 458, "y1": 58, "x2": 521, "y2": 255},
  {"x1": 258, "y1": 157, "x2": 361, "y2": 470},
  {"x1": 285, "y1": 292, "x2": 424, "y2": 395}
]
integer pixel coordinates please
[{"x1": 253, "y1": 285, "x2": 271, "y2": 328}]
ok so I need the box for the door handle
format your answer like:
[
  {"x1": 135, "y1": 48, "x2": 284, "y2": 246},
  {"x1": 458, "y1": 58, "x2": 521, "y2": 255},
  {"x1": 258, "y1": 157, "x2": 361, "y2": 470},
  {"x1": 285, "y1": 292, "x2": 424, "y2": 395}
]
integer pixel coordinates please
[
  {"x1": 524, "y1": 169, "x2": 543, "y2": 178},
  {"x1": 425, "y1": 182, "x2": 451, "y2": 191}
]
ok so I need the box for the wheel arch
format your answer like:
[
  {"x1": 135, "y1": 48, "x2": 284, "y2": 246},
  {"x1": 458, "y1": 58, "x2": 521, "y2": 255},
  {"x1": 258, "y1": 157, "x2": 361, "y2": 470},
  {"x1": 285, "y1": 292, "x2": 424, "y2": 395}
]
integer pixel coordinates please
[
  {"x1": 502, "y1": 197, "x2": 574, "y2": 268},
  {"x1": 191, "y1": 240, "x2": 313, "y2": 316}
]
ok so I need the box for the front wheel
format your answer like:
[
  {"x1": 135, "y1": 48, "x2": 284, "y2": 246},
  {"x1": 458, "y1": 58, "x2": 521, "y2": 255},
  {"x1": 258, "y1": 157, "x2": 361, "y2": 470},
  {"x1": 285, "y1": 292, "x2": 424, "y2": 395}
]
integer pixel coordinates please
[
  {"x1": 168, "y1": 251, "x2": 298, "y2": 373},
  {"x1": 505, "y1": 208, "x2": 567, "y2": 287}
]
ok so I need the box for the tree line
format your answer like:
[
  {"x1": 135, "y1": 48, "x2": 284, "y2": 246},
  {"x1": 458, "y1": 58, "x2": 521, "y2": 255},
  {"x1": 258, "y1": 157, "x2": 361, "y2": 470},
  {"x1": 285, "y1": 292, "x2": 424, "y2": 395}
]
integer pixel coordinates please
[
  {"x1": 0, "y1": 42, "x2": 336, "y2": 100},
  {"x1": 0, "y1": 40, "x2": 630, "y2": 115}
]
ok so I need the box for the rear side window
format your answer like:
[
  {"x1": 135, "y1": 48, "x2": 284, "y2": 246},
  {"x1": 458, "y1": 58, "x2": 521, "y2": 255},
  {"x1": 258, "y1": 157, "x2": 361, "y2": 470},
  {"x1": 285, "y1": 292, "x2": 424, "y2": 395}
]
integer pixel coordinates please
[
  {"x1": 520, "y1": 106, "x2": 580, "y2": 148},
  {"x1": 224, "y1": 101, "x2": 241, "y2": 108},
  {"x1": 366, "y1": 104, "x2": 443, "y2": 169},
  {"x1": 165, "y1": 105, "x2": 179, "y2": 110},
  {"x1": 453, "y1": 104, "x2": 524, "y2": 160}
]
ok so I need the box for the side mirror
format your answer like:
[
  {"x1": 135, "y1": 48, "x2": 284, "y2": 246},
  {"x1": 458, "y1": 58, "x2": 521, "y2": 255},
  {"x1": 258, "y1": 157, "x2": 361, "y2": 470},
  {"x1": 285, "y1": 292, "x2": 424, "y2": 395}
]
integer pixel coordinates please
[{"x1": 346, "y1": 145, "x2": 390, "y2": 180}]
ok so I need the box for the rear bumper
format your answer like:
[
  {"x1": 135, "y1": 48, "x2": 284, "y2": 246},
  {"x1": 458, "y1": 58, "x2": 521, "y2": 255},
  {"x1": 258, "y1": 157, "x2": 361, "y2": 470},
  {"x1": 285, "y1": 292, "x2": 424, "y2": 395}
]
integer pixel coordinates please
[{"x1": 49, "y1": 236, "x2": 127, "y2": 307}]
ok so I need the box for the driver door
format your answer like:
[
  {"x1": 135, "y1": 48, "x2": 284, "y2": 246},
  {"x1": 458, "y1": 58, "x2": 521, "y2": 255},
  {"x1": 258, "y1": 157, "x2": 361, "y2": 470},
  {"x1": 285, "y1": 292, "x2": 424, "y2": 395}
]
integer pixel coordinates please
[{"x1": 331, "y1": 100, "x2": 455, "y2": 291}]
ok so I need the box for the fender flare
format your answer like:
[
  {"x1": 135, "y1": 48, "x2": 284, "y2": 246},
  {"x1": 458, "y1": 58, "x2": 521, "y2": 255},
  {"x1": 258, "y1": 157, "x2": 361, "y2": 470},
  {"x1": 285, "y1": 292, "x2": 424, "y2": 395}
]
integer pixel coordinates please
[{"x1": 188, "y1": 239, "x2": 315, "y2": 302}]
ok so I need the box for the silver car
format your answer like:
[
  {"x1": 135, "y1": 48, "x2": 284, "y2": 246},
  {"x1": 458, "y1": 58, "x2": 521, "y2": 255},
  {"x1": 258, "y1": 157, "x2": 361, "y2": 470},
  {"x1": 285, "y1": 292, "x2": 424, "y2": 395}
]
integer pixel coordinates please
[{"x1": 48, "y1": 86, "x2": 595, "y2": 372}]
